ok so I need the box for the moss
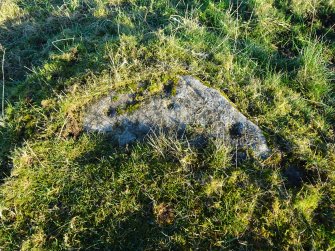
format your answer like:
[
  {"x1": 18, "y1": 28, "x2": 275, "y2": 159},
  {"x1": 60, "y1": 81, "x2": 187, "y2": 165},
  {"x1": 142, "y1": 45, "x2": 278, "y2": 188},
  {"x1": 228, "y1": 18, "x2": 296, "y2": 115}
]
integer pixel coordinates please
[
  {"x1": 111, "y1": 75, "x2": 181, "y2": 115},
  {"x1": 124, "y1": 102, "x2": 141, "y2": 114},
  {"x1": 163, "y1": 77, "x2": 179, "y2": 96},
  {"x1": 111, "y1": 95, "x2": 119, "y2": 102}
]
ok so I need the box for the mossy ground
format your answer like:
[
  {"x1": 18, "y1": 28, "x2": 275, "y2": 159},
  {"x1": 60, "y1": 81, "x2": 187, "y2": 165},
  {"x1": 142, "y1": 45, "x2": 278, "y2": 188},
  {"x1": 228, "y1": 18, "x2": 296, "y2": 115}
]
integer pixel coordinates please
[{"x1": 0, "y1": 0, "x2": 334, "y2": 250}]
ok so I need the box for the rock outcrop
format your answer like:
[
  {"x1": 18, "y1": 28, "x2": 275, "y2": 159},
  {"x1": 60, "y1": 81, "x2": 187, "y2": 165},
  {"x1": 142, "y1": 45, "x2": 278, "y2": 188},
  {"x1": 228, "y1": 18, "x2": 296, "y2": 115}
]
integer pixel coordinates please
[{"x1": 84, "y1": 76, "x2": 270, "y2": 158}]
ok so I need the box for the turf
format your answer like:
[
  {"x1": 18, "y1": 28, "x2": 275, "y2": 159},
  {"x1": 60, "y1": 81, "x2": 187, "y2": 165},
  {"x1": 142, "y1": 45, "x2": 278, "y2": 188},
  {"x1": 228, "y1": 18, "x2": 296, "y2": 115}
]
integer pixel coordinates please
[{"x1": 0, "y1": 0, "x2": 334, "y2": 250}]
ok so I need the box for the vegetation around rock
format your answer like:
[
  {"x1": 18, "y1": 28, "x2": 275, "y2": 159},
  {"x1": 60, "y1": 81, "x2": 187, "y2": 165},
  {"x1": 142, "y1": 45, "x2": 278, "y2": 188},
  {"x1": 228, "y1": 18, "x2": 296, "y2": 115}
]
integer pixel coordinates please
[
  {"x1": 84, "y1": 75, "x2": 270, "y2": 158},
  {"x1": 0, "y1": 0, "x2": 334, "y2": 250}
]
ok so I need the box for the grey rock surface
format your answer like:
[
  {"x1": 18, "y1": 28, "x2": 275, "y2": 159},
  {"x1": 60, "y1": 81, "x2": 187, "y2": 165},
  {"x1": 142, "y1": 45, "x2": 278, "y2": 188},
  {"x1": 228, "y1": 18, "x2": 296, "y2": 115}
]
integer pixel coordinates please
[{"x1": 84, "y1": 76, "x2": 270, "y2": 158}]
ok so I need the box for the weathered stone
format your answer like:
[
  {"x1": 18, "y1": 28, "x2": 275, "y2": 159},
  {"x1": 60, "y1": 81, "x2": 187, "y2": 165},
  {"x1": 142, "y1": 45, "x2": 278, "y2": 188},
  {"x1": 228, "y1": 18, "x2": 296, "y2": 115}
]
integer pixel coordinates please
[{"x1": 84, "y1": 76, "x2": 270, "y2": 158}]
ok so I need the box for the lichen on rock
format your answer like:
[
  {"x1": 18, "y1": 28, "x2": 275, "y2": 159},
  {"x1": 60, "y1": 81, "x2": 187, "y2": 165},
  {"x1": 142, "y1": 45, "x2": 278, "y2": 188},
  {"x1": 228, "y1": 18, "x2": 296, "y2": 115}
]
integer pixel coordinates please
[{"x1": 84, "y1": 76, "x2": 270, "y2": 159}]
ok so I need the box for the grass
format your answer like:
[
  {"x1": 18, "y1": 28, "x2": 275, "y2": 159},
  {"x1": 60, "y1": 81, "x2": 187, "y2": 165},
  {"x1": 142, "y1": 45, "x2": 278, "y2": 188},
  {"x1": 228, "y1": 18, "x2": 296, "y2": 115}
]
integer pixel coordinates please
[{"x1": 0, "y1": 0, "x2": 334, "y2": 250}]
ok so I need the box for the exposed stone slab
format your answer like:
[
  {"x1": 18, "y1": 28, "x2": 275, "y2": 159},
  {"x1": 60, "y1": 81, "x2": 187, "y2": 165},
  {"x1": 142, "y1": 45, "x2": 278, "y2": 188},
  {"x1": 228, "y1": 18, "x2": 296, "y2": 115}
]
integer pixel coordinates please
[{"x1": 84, "y1": 76, "x2": 270, "y2": 158}]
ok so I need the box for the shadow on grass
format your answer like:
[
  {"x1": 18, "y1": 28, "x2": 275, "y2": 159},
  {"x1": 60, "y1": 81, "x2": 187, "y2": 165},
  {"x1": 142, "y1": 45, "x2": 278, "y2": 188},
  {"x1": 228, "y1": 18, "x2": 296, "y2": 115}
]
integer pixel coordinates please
[
  {"x1": 1, "y1": 130, "x2": 333, "y2": 249},
  {"x1": 42, "y1": 134, "x2": 245, "y2": 250},
  {"x1": 0, "y1": 10, "x2": 98, "y2": 182}
]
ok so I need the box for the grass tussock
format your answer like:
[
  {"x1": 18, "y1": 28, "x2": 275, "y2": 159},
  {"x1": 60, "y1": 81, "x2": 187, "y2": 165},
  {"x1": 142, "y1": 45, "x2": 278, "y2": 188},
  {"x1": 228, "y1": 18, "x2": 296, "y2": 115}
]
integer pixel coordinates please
[{"x1": 0, "y1": 0, "x2": 334, "y2": 250}]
